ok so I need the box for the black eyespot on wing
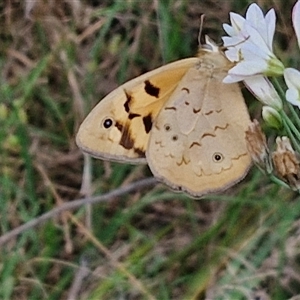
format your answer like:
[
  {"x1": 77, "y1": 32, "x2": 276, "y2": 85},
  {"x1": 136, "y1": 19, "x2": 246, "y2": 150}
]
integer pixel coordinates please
[
  {"x1": 102, "y1": 118, "x2": 114, "y2": 129},
  {"x1": 164, "y1": 124, "x2": 171, "y2": 131},
  {"x1": 213, "y1": 152, "x2": 224, "y2": 163},
  {"x1": 143, "y1": 114, "x2": 153, "y2": 133},
  {"x1": 144, "y1": 80, "x2": 160, "y2": 98}
]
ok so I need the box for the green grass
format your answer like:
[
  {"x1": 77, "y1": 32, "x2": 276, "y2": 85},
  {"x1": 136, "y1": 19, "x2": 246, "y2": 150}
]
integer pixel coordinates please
[{"x1": 1, "y1": 0, "x2": 300, "y2": 299}]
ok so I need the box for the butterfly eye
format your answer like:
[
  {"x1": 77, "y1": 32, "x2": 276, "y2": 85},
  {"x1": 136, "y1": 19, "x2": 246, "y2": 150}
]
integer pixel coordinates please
[
  {"x1": 164, "y1": 124, "x2": 171, "y2": 131},
  {"x1": 213, "y1": 152, "x2": 224, "y2": 163},
  {"x1": 102, "y1": 118, "x2": 114, "y2": 129}
]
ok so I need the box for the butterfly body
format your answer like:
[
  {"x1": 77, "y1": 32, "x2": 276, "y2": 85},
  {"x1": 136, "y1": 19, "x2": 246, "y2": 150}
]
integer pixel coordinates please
[{"x1": 76, "y1": 38, "x2": 252, "y2": 197}]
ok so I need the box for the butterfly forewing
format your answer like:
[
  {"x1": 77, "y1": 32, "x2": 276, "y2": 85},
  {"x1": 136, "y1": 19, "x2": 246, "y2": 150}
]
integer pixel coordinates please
[{"x1": 76, "y1": 58, "x2": 198, "y2": 163}]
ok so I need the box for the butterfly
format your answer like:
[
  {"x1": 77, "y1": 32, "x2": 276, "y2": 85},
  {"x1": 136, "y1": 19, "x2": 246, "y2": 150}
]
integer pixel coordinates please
[{"x1": 76, "y1": 36, "x2": 252, "y2": 197}]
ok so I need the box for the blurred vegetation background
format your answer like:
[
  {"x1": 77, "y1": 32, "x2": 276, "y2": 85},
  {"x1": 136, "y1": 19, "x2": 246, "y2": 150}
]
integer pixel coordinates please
[{"x1": 1, "y1": 0, "x2": 300, "y2": 299}]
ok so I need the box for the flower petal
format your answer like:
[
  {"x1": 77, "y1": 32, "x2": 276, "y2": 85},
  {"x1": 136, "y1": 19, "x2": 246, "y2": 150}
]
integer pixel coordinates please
[
  {"x1": 286, "y1": 88, "x2": 300, "y2": 107},
  {"x1": 240, "y1": 41, "x2": 272, "y2": 61},
  {"x1": 243, "y1": 23, "x2": 272, "y2": 53},
  {"x1": 223, "y1": 24, "x2": 235, "y2": 36},
  {"x1": 284, "y1": 68, "x2": 300, "y2": 108},
  {"x1": 265, "y1": 9, "x2": 276, "y2": 49},
  {"x1": 223, "y1": 74, "x2": 248, "y2": 83},
  {"x1": 292, "y1": 0, "x2": 300, "y2": 49},
  {"x1": 228, "y1": 60, "x2": 268, "y2": 76},
  {"x1": 284, "y1": 68, "x2": 300, "y2": 90},
  {"x1": 243, "y1": 76, "x2": 282, "y2": 109},
  {"x1": 229, "y1": 12, "x2": 245, "y2": 33},
  {"x1": 246, "y1": 3, "x2": 265, "y2": 25},
  {"x1": 222, "y1": 35, "x2": 244, "y2": 47}
]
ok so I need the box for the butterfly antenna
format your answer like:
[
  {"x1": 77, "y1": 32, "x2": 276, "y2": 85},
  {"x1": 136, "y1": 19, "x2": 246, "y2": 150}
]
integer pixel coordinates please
[{"x1": 198, "y1": 14, "x2": 205, "y2": 48}]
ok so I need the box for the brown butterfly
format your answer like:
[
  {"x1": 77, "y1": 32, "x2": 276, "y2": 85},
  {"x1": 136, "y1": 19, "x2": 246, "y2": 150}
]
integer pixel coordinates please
[{"x1": 76, "y1": 36, "x2": 252, "y2": 197}]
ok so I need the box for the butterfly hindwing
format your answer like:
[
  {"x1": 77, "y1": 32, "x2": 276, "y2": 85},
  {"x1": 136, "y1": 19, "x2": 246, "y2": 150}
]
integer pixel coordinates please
[{"x1": 146, "y1": 49, "x2": 252, "y2": 197}]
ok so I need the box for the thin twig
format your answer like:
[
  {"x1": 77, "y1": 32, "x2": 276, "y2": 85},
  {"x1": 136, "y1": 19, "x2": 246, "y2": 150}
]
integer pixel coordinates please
[
  {"x1": 81, "y1": 154, "x2": 92, "y2": 229},
  {"x1": 67, "y1": 256, "x2": 90, "y2": 300},
  {"x1": 70, "y1": 215, "x2": 157, "y2": 300},
  {"x1": 0, "y1": 177, "x2": 157, "y2": 246}
]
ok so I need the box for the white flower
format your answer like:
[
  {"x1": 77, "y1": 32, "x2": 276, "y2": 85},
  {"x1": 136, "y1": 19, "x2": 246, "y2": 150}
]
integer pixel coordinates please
[
  {"x1": 222, "y1": 3, "x2": 284, "y2": 83},
  {"x1": 243, "y1": 75, "x2": 282, "y2": 110},
  {"x1": 223, "y1": 3, "x2": 275, "y2": 49},
  {"x1": 282, "y1": 2, "x2": 300, "y2": 109},
  {"x1": 284, "y1": 68, "x2": 300, "y2": 108},
  {"x1": 292, "y1": 0, "x2": 300, "y2": 50}
]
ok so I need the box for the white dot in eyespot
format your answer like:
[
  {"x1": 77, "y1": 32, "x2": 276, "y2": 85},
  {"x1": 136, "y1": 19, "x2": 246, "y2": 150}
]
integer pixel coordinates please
[{"x1": 102, "y1": 118, "x2": 114, "y2": 129}]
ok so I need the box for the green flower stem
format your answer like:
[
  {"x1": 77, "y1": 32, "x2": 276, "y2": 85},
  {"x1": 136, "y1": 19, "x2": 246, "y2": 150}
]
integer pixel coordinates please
[
  {"x1": 280, "y1": 111, "x2": 300, "y2": 153},
  {"x1": 281, "y1": 110, "x2": 300, "y2": 138},
  {"x1": 272, "y1": 77, "x2": 285, "y2": 99},
  {"x1": 286, "y1": 101, "x2": 300, "y2": 131},
  {"x1": 272, "y1": 77, "x2": 300, "y2": 142},
  {"x1": 268, "y1": 174, "x2": 292, "y2": 190}
]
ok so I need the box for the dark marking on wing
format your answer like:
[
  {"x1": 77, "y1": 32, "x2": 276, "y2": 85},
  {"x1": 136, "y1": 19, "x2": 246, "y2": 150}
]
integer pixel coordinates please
[
  {"x1": 215, "y1": 123, "x2": 229, "y2": 131},
  {"x1": 185, "y1": 101, "x2": 190, "y2": 105},
  {"x1": 128, "y1": 113, "x2": 141, "y2": 120},
  {"x1": 201, "y1": 132, "x2": 216, "y2": 139},
  {"x1": 199, "y1": 124, "x2": 230, "y2": 139},
  {"x1": 134, "y1": 147, "x2": 145, "y2": 157},
  {"x1": 189, "y1": 142, "x2": 201, "y2": 148},
  {"x1": 200, "y1": 123, "x2": 229, "y2": 140},
  {"x1": 115, "y1": 122, "x2": 123, "y2": 132},
  {"x1": 176, "y1": 156, "x2": 190, "y2": 166},
  {"x1": 115, "y1": 122, "x2": 134, "y2": 150},
  {"x1": 124, "y1": 90, "x2": 132, "y2": 113},
  {"x1": 143, "y1": 114, "x2": 153, "y2": 133},
  {"x1": 119, "y1": 124, "x2": 134, "y2": 150},
  {"x1": 193, "y1": 108, "x2": 201, "y2": 113},
  {"x1": 171, "y1": 135, "x2": 178, "y2": 141},
  {"x1": 205, "y1": 110, "x2": 214, "y2": 115},
  {"x1": 165, "y1": 106, "x2": 176, "y2": 111},
  {"x1": 182, "y1": 87, "x2": 190, "y2": 93},
  {"x1": 232, "y1": 152, "x2": 248, "y2": 160},
  {"x1": 115, "y1": 121, "x2": 145, "y2": 157},
  {"x1": 205, "y1": 109, "x2": 222, "y2": 115},
  {"x1": 144, "y1": 80, "x2": 160, "y2": 98}
]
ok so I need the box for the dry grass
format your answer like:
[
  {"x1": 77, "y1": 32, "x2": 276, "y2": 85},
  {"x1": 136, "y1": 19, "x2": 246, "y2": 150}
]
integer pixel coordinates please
[{"x1": 1, "y1": 0, "x2": 300, "y2": 299}]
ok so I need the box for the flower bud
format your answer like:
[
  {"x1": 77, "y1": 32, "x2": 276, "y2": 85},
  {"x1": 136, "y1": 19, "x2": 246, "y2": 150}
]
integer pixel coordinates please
[{"x1": 262, "y1": 106, "x2": 283, "y2": 129}]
